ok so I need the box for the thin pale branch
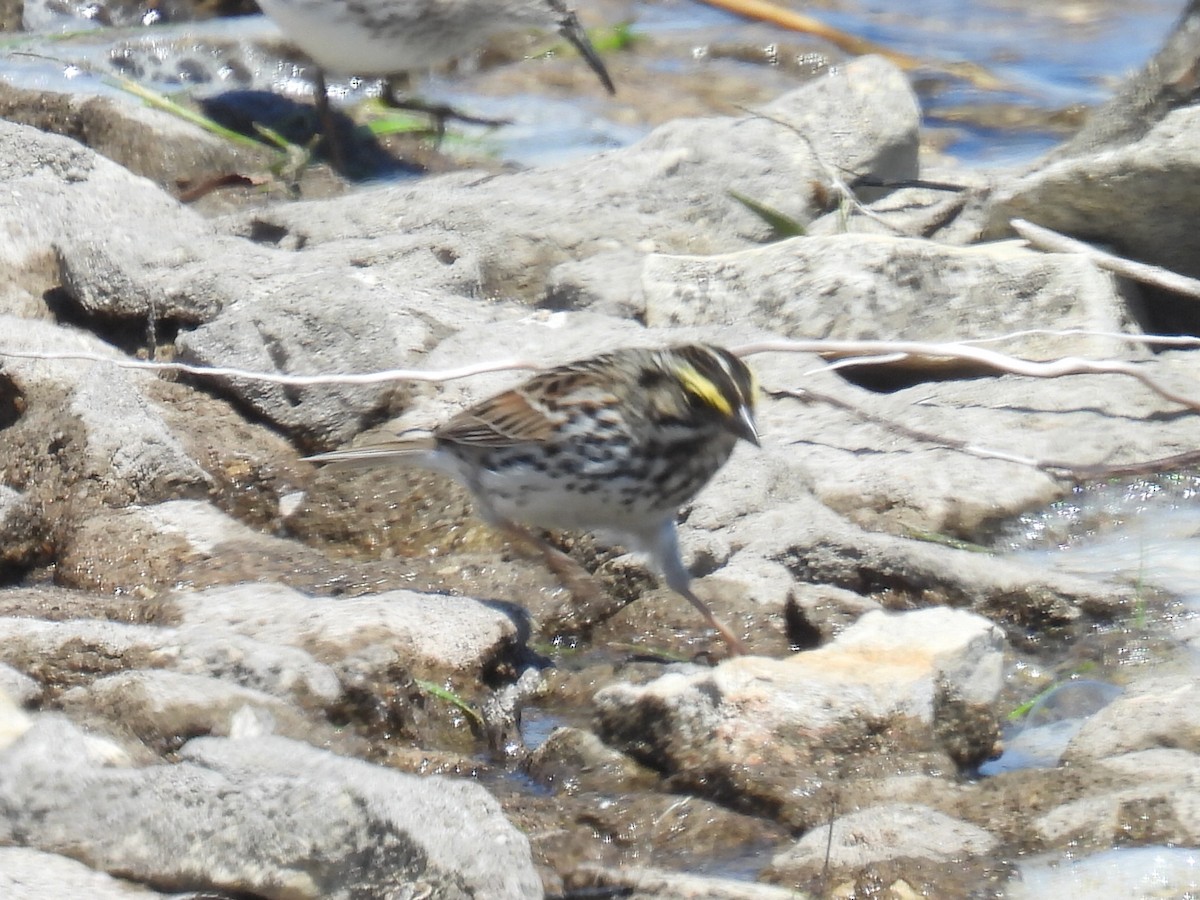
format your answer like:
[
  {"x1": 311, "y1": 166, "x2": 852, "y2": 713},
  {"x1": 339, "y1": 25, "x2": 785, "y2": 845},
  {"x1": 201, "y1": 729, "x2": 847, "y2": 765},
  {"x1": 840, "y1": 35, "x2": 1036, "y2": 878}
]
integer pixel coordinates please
[
  {"x1": 732, "y1": 338, "x2": 1200, "y2": 413},
  {"x1": 0, "y1": 347, "x2": 539, "y2": 385},
  {"x1": 1012, "y1": 218, "x2": 1200, "y2": 302},
  {"x1": 958, "y1": 329, "x2": 1200, "y2": 350},
  {"x1": 1, "y1": 334, "x2": 1196, "y2": 416}
]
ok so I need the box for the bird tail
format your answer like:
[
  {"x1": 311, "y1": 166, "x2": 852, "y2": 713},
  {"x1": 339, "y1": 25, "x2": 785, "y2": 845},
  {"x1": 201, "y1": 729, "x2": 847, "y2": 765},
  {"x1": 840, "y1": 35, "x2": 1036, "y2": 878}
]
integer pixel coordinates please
[{"x1": 304, "y1": 433, "x2": 438, "y2": 470}]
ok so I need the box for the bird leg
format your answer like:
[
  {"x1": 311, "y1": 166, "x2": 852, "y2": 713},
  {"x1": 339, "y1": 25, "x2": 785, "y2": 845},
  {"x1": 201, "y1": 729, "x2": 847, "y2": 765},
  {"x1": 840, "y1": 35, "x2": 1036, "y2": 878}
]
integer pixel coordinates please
[
  {"x1": 498, "y1": 519, "x2": 747, "y2": 656},
  {"x1": 495, "y1": 521, "x2": 626, "y2": 637},
  {"x1": 313, "y1": 69, "x2": 349, "y2": 173},
  {"x1": 383, "y1": 76, "x2": 512, "y2": 143},
  {"x1": 673, "y1": 583, "x2": 748, "y2": 657},
  {"x1": 650, "y1": 521, "x2": 748, "y2": 656}
]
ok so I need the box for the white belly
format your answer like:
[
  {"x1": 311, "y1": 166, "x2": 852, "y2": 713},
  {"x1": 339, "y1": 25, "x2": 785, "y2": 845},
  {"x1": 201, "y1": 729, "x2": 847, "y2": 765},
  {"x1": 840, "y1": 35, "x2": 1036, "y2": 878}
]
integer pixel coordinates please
[
  {"x1": 256, "y1": 0, "x2": 512, "y2": 75},
  {"x1": 469, "y1": 465, "x2": 666, "y2": 538}
]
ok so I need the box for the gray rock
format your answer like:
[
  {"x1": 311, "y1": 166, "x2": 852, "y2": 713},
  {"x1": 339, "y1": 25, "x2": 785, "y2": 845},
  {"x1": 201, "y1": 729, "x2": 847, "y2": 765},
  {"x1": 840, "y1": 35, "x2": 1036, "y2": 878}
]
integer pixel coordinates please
[
  {"x1": 53, "y1": 498, "x2": 322, "y2": 595},
  {"x1": 0, "y1": 119, "x2": 219, "y2": 324},
  {"x1": 1064, "y1": 675, "x2": 1200, "y2": 762},
  {"x1": 57, "y1": 669, "x2": 319, "y2": 746},
  {"x1": 642, "y1": 234, "x2": 1138, "y2": 359},
  {"x1": 175, "y1": 282, "x2": 443, "y2": 444},
  {"x1": 0, "y1": 318, "x2": 211, "y2": 512},
  {"x1": 1010, "y1": 845, "x2": 1200, "y2": 900},
  {"x1": 0, "y1": 663, "x2": 40, "y2": 707},
  {"x1": 0, "y1": 618, "x2": 174, "y2": 684},
  {"x1": 711, "y1": 494, "x2": 1130, "y2": 634},
  {"x1": 0, "y1": 689, "x2": 32, "y2": 752},
  {"x1": 1052, "y1": 0, "x2": 1200, "y2": 159},
  {"x1": 181, "y1": 734, "x2": 542, "y2": 898},
  {"x1": 170, "y1": 582, "x2": 522, "y2": 675},
  {"x1": 726, "y1": 346, "x2": 1200, "y2": 539},
  {"x1": 568, "y1": 863, "x2": 806, "y2": 899},
  {"x1": 132, "y1": 497, "x2": 290, "y2": 555},
  {"x1": 986, "y1": 104, "x2": 1200, "y2": 285},
  {"x1": 170, "y1": 626, "x2": 343, "y2": 706},
  {"x1": 769, "y1": 802, "x2": 998, "y2": 878},
  {"x1": 230, "y1": 55, "x2": 917, "y2": 256},
  {"x1": 70, "y1": 365, "x2": 212, "y2": 499},
  {"x1": 593, "y1": 608, "x2": 1005, "y2": 826},
  {"x1": 0, "y1": 82, "x2": 274, "y2": 194},
  {"x1": 1033, "y1": 728, "x2": 1200, "y2": 849},
  {"x1": 0, "y1": 614, "x2": 341, "y2": 708},
  {"x1": 526, "y1": 726, "x2": 658, "y2": 795},
  {"x1": 1033, "y1": 783, "x2": 1200, "y2": 849},
  {"x1": 0, "y1": 315, "x2": 132, "y2": 389},
  {"x1": 0, "y1": 719, "x2": 541, "y2": 898},
  {"x1": 0, "y1": 846, "x2": 172, "y2": 899},
  {"x1": 768, "y1": 801, "x2": 1003, "y2": 897}
]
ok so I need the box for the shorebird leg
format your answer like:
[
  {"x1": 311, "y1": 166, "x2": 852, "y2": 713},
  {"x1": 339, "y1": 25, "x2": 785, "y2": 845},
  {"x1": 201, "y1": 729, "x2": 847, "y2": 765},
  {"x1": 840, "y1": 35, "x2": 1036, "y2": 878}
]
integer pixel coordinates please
[
  {"x1": 312, "y1": 68, "x2": 349, "y2": 173},
  {"x1": 383, "y1": 76, "x2": 512, "y2": 144}
]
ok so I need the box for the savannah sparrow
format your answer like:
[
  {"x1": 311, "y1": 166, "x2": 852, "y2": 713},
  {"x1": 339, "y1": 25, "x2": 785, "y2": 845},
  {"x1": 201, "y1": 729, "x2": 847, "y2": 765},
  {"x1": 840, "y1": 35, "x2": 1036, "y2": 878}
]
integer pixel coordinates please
[{"x1": 307, "y1": 344, "x2": 758, "y2": 653}]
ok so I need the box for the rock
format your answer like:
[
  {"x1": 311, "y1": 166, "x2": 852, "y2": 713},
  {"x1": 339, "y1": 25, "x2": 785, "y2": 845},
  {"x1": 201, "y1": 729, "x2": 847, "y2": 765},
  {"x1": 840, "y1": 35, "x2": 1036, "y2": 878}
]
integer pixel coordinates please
[
  {"x1": 57, "y1": 669, "x2": 321, "y2": 748},
  {"x1": 593, "y1": 608, "x2": 1005, "y2": 829},
  {"x1": 175, "y1": 282, "x2": 444, "y2": 444},
  {"x1": 181, "y1": 732, "x2": 542, "y2": 898},
  {"x1": 69, "y1": 364, "x2": 212, "y2": 499},
  {"x1": 767, "y1": 803, "x2": 999, "y2": 892},
  {"x1": 0, "y1": 663, "x2": 40, "y2": 707},
  {"x1": 0, "y1": 485, "x2": 41, "y2": 580},
  {"x1": 0, "y1": 613, "x2": 341, "y2": 707},
  {"x1": 985, "y1": 104, "x2": 1200, "y2": 330},
  {"x1": 170, "y1": 625, "x2": 343, "y2": 706},
  {"x1": 0, "y1": 318, "x2": 214, "y2": 558},
  {"x1": 1064, "y1": 675, "x2": 1200, "y2": 762},
  {"x1": 0, "y1": 846, "x2": 172, "y2": 899},
  {"x1": 526, "y1": 726, "x2": 658, "y2": 794},
  {"x1": 642, "y1": 234, "x2": 1138, "y2": 359},
  {"x1": 0, "y1": 618, "x2": 174, "y2": 687},
  {"x1": 0, "y1": 719, "x2": 541, "y2": 899},
  {"x1": 169, "y1": 582, "x2": 523, "y2": 678},
  {"x1": 520, "y1": 788, "x2": 790, "y2": 893},
  {"x1": 567, "y1": 863, "x2": 805, "y2": 899},
  {"x1": 54, "y1": 505, "x2": 205, "y2": 594},
  {"x1": 1033, "y1": 782, "x2": 1200, "y2": 850},
  {"x1": 53, "y1": 497, "x2": 373, "y2": 596},
  {"x1": 0, "y1": 689, "x2": 32, "y2": 751},
  {"x1": 713, "y1": 496, "x2": 1131, "y2": 642},
  {"x1": 1010, "y1": 845, "x2": 1200, "y2": 900},
  {"x1": 232, "y1": 55, "x2": 918, "y2": 257},
  {"x1": 0, "y1": 119, "x2": 217, "y2": 324},
  {"x1": 688, "y1": 346, "x2": 1200, "y2": 566},
  {"x1": 0, "y1": 81, "x2": 275, "y2": 193}
]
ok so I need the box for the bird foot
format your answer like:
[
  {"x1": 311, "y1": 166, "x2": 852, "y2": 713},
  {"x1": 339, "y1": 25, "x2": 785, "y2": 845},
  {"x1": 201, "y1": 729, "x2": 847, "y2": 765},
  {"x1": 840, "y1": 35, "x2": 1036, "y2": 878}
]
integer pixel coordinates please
[{"x1": 382, "y1": 85, "x2": 512, "y2": 142}]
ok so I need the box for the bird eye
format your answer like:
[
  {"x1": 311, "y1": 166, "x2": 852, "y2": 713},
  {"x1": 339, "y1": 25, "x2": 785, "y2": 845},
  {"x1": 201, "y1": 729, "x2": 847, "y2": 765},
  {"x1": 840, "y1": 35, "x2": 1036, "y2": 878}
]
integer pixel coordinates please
[{"x1": 638, "y1": 368, "x2": 670, "y2": 390}]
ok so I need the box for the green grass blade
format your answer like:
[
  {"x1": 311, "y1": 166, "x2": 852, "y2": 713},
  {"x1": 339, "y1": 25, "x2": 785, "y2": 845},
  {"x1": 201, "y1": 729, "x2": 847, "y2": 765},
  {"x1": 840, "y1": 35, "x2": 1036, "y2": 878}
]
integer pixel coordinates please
[
  {"x1": 414, "y1": 678, "x2": 485, "y2": 729},
  {"x1": 728, "y1": 189, "x2": 806, "y2": 239}
]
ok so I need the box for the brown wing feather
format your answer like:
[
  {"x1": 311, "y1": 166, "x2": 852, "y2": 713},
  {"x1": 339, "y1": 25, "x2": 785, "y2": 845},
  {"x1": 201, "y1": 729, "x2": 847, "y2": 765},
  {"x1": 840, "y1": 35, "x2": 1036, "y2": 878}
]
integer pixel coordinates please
[{"x1": 435, "y1": 386, "x2": 559, "y2": 447}]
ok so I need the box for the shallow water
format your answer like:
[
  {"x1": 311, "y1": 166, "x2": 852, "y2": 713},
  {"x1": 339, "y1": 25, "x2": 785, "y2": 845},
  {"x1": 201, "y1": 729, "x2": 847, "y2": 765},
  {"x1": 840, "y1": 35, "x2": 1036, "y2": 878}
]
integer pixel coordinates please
[
  {"x1": 999, "y1": 475, "x2": 1200, "y2": 609},
  {"x1": 1011, "y1": 846, "x2": 1200, "y2": 899}
]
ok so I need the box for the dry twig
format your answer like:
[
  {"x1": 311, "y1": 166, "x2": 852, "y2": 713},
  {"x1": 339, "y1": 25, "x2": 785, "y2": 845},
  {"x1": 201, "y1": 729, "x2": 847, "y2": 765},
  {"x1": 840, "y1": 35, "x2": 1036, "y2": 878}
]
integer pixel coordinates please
[{"x1": 1012, "y1": 218, "x2": 1200, "y2": 302}]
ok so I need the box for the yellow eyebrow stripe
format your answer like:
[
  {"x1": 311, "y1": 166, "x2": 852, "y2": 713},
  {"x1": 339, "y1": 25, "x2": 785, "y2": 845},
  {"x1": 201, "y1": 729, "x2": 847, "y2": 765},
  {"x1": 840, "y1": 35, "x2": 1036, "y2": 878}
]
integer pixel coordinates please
[{"x1": 676, "y1": 364, "x2": 733, "y2": 416}]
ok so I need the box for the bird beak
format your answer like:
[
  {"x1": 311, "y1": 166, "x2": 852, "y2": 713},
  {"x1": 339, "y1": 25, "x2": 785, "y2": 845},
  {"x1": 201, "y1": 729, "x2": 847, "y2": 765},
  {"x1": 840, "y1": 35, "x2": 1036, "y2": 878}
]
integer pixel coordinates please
[
  {"x1": 558, "y1": 11, "x2": 616, "y2": 95},
  {"x1": 731, "y1": 404, "x2": 760, "y2": 447}
]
